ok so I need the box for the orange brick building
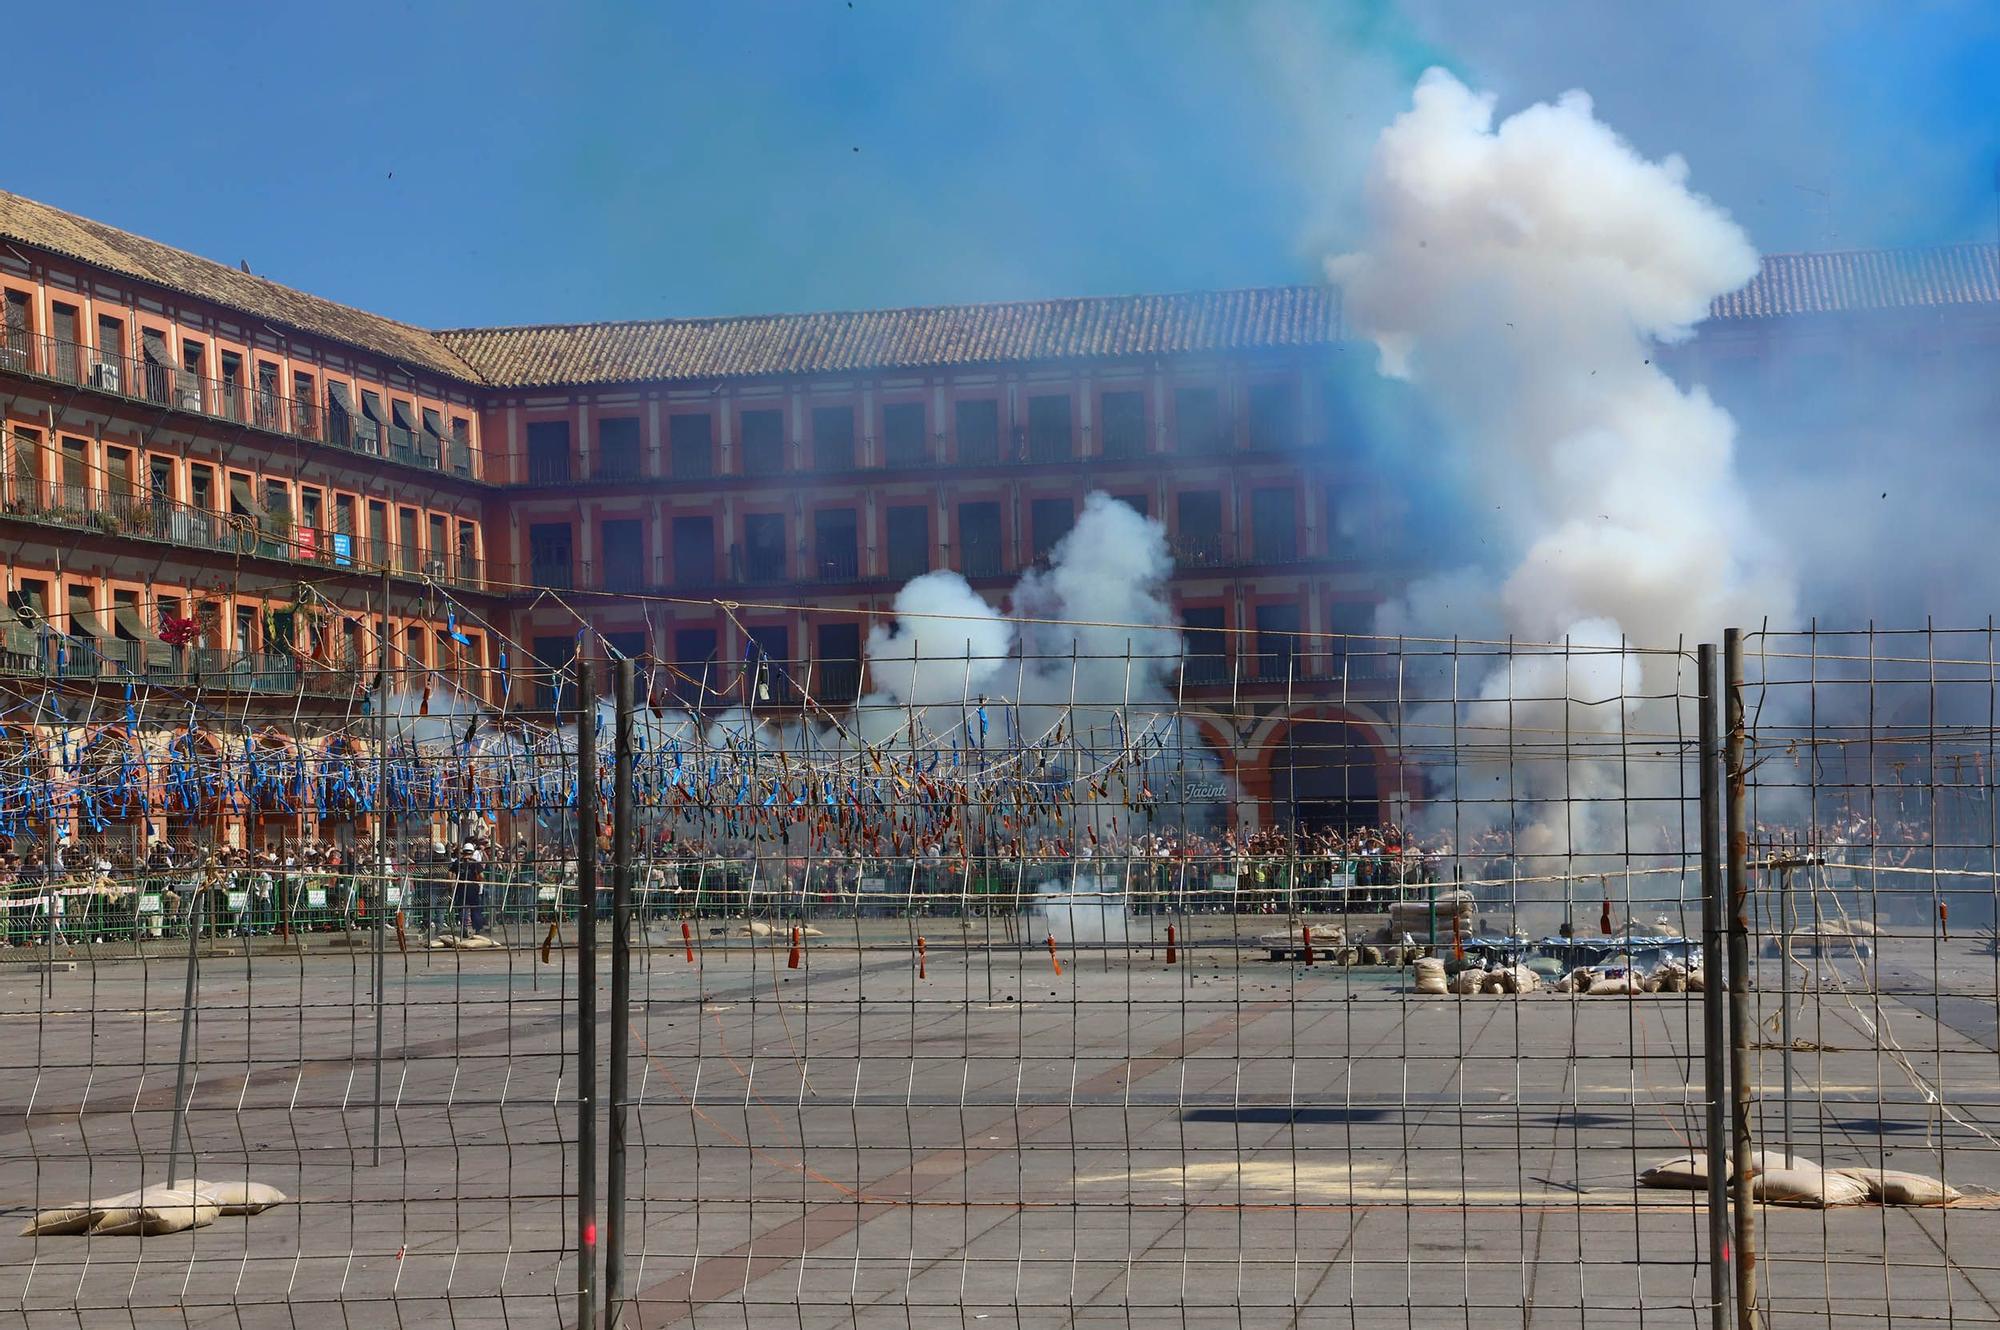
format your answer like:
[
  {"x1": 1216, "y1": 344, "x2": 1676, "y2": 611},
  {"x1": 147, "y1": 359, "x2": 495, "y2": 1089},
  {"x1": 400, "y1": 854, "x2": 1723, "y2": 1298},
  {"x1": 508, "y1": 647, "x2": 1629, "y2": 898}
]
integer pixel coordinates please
[{"x1": 0, "y1": 188, "x2": 1992, "y2": 842}]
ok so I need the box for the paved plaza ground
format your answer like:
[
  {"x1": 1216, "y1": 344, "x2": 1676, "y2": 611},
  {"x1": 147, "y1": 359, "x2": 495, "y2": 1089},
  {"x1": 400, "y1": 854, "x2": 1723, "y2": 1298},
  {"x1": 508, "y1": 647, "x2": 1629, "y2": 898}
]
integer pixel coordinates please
[{"x1": 1, "y1": 921, "x2": 1996, "y2": 1328}]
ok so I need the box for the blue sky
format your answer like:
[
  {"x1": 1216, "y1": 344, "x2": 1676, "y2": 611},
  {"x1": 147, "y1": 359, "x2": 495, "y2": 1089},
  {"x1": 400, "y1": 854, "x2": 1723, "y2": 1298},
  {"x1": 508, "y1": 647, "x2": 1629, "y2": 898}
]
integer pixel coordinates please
[{"x1": 7, "y1": 1, "x2": 1995, "y2": 328}]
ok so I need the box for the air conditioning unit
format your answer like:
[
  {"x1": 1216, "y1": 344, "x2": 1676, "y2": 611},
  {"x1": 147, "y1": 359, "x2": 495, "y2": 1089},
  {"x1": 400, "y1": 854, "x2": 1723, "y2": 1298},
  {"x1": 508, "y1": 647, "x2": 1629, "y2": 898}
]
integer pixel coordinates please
[{"x1": 89, "y1": 360, "x2": 122, "y2": 392}]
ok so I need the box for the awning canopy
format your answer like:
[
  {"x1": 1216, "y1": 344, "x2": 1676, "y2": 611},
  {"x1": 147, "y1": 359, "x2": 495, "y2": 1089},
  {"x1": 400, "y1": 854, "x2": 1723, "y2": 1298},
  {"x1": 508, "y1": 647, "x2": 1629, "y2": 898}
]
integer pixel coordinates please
[
  {"x1": 113, "y1": 601, "x2": 149, "y2": 641},
  {"x1": 66, "y1": 588, "x2": 107, "y2": 639}
]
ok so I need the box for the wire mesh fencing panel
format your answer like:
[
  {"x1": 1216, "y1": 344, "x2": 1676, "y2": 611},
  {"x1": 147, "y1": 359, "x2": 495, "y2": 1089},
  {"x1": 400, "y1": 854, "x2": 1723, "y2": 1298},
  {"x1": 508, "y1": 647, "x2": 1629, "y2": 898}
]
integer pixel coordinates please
[
  {"x1": 1, "y1": 636, "x2": 1734, "y2": 1328},
  {"x1": 1734, "y1": 627, "x2": 2000, "y2": 1327}
]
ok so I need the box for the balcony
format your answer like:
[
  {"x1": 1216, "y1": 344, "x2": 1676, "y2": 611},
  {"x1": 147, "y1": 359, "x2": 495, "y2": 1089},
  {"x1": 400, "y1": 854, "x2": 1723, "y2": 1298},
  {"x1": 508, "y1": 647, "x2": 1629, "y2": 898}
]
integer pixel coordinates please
[
  {"x1": 960, "y1": 545, "x2": 1003, "y2": 579},
  {"x1": 813, "y1": 659, "x2": 862, "y2": 705},
  {"x1": 814, "y1": 547, "x2": 860, "y2": 582},
  {"x1": 0, "y1": 331, "x2": 479, "y2": 481},
  {"x1": 1170, "y1": 533, "x2": 1228, "y2": 568},
  {"x1": 0, "y1": 469, "x2": 487, "y2": 590},
  {"x1": 0, "y1": 629, "x2": 363, "y2": 696},
  {"x1": 530, "y1": 557, "x2": 575, "y2": 591}
]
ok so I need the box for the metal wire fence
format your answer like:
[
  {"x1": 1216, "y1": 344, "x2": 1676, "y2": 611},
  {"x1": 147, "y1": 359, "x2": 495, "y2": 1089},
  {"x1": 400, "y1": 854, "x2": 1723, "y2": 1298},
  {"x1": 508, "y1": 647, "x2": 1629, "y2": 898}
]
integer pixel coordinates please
[{"x1": 7, "y1": 628, "x2": 1986, "y2": 1327}]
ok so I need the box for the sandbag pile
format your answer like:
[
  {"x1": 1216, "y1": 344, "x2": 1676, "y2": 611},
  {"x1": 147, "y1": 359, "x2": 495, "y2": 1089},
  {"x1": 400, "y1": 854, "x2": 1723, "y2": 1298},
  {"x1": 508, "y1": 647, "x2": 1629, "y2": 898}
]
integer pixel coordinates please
[
  {"x1": 1386, "y1": 891, "x2": 1474, "y2": 938},
  {"x1": 22, "y1": 1179, "x2": 285, "y2": 1237},
  {"x1": 1637, "y1": 1151, "x2": 1957, "y2": 1208}
]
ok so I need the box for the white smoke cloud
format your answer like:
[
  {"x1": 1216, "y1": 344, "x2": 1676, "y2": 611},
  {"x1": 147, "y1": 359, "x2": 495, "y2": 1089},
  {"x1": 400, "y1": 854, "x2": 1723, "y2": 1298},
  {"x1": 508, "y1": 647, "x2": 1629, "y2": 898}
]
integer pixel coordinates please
[
  {"x1": 1332, "y1": 67, "x2": 1792, "y2": 648},
  {"x1": 863, "y1": 570, "x2": 1016, "y2": 709},
  {"x1": 1331, "y1": 68, "x2": 1796, "y2": 863}
]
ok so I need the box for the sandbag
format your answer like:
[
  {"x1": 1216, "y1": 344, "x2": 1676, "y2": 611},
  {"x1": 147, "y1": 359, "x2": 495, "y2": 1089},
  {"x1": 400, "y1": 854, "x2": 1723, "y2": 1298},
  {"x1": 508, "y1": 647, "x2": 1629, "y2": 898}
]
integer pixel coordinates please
[
  {"x1": 1835, "y1": 1168, "x2": 1960, "y2": 1206},
  {"x1": 1588, "y1": 974, "x2": 1644, "y2": 996},
  {"x1": 20, "y1": 1202, "x2": 102, "y2": 1236},
  {"x1": 1333, "y1": 945, "x2": 1359, "y2": 966},
  {"x1": 1654, "y1": 967, "x2": 1687, "y2": 994},
  {"x1": 84, "y1": 1187, "x2": 221, "y2": 1236},
  {"x1": 191, "y1": 1179, "x2": 287, "y2": 1216},
  {"x1": 1478, "y1": 970, "x2": 1509, "y2": 995},
  {"x1": 1754, "y1": 1166, "x2": 1868, "y2": 1208},
  {"x1": 1448, "y1": 968, "x2": 1484, "y2": 995},
  {"x1": 1505, "y1": 964, "x2": 1541, "y2": 994},
  {"x1": 1639, "y1": 1152, "x2": 1746, "y2": 1191},
  {"x1": 1412, "y1": 957, "x2": 1448, "y2": 996},
  {"x1": 1686, "y1": 968, "x2": 1705, "y2": 992},
  {"x1": 1358, "y1": 945, "x2": 1383, "y2": 966}
]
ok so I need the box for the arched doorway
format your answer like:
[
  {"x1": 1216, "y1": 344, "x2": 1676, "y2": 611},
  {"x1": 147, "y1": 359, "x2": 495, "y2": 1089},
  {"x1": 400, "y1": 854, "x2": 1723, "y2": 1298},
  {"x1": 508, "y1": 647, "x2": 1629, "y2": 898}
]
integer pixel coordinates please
[{"x1": 1268, "y1": 719, "x2": 1381, "y2": 832}]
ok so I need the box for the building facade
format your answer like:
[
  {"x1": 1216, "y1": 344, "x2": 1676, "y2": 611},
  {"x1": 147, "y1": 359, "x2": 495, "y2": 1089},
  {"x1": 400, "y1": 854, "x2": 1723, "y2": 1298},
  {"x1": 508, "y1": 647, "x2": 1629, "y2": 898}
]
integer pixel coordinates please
[{"x1": 0, "y1": 188, "x2": 1993, "y2": 846}]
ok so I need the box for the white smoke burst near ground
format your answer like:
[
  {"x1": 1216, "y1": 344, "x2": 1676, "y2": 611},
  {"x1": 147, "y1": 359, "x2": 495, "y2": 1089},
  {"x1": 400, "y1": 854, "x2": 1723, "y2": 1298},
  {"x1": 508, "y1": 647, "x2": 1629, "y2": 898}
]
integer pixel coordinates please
[{"x1": 1331, "y1": 68, "x2": 1797, "y2": 869}]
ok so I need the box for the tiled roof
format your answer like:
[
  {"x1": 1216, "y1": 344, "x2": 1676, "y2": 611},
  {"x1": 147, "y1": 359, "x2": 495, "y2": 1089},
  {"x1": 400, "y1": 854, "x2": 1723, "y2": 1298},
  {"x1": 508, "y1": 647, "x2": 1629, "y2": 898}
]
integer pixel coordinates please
[
  {"x1": 0, "y1": 190, "x2": 478, "y2": 381},
  {"x1": 1709, "y1": 243, "x2": 1999, "y2": 321},
  {"x1": 434, "y1": 286, "x2": 1343, "y2": 388}
]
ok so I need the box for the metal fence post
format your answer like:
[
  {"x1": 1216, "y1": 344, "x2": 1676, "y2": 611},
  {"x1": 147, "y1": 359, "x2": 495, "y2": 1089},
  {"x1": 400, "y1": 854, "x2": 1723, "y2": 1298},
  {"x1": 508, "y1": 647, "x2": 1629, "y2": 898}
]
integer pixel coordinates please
[
  {"x1": 605, "y1": 658, "x2": 635, "y2": 1324},
  {"x1": 575, "y1": 656, "x2": 599, "y2": 1330},
  {"x1": 1723, "y1": 628, "x2": 1759, "y2": 1329},
  {"x1": 1697, "y1": 643, "x2": 1730, "y2": 1329}
]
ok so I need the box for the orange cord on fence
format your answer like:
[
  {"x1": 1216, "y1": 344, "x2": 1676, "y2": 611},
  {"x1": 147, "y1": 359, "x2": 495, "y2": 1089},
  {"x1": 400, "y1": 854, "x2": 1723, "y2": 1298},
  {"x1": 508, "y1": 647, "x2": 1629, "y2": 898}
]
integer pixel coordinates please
[
  {"x1": 541, "y1": 918, "x2": 558, "y2": 964},
  {"x1": 1047, "y1": 933, "x2": 1062, "y2": 977},
  {"x1": 1600, "y1": 890, "x2": 1613, "y2": 936},
  {"x1": 787, "y1": 926, "x2": 802, "y2": 969},
  {"x1": 1302, "y1": 923, "x2": 1315, "y2": 966},
  {"x1": 1165, "y1": 924, "x2": 1177, "y2": 965},
  {"x1": 1451, "y1": 911, "x2": 1464, "y2": 963},
  {"x1": 917, "y1": 935, "x2": 927, "y2": 980},
  {"x1": 394, "y1": 909, "x2": 407, "y2": 955},
  {"x1": 682, "y1": 919, "x2": 695, "y2": 962},
  {"x1": 1940, "y1": 900, "x2": 1950, "y2": 940}
]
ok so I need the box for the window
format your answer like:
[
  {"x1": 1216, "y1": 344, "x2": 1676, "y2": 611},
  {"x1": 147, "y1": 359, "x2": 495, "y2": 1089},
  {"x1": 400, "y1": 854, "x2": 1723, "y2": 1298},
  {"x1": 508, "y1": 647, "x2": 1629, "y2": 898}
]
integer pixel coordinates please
[
  {"x1": 326, "y1": 381, "x2": 355, "y2": 446},
  {"x1": 104, "y1": 446, "x2": 135, "y2": 500},
  {"x1": 812, "y1": 405, "x2": 855, "y2": 472},
  {"x1": 1255, "y1": 602, "x2": 1300, "y2": 681},
  {"x1": 255, "y1": 360, "x2": 282, "y2": 429},
  {"x1": 528, "y1": 522, "x2": 574, "y2": 589},
  {"x1": 1182, "y1": 607, "x2": 1228, "y2": 684},
  {"x1": 955, "y1": 398, "x2": 999, "y2": 465},
  {"x1": 389, "y1": 400, "x2": 417, "y2": 459},
  {"x1": 1329, "y1": 600, "x2": 1375, "y2": 652},
  {"x1": 743, "y1": 513, "x2": 786, "y2": 581},
  {"x1": 419, "y1": 407, "x2": 445, "y2": 465},
  {"x1": 672, "y1": 627, "x2": 718, "y2": 705},
  {"x1": 669, "y1": 413, "x2": 713, "y2": 479},
  {"x1": 148, "y1": 456, "x2": 173, "y2": 504},
  {"x1": 426, "y1": 513, "x2": 447, "y2": 571},
  {"x1": 740, "y1": 408, "x2": 784, "y2": 475},
  {"x1": 2, "y1": 289, "x2": 28, "y2": 360},
  {"x1": 526, "y1": 420, "x2": 572, "y2": 483},
  {"x1": 1112, "y1": 492, "x2": 1149, "y2": 518},
  {"x1": 9, "y1": 427, "x2": 39, "y2": 505},
  {"x1": 597, "y1": 416, "x2": 641, "y2": 480},
  {"x1": 112, "y1": 589, "x2": 146, "y2": 643},
  {"x1": 746, "y1": 625, "x2": 793, "y2": 702},
  {"x1": 1251, "y1": 487, "x2": 1297, "y2": 562},
  {"x1": 882, "y1": 402, "x2": 926, "y2": 466},
  {"x1": 189, "y1": 463, "x2": 215, "y2": 512},
  {"x1": 532, "y1": 634, "x2": 578, "y2": 710},
  {"x1": 604, "y1": 630, "x2": 648, "y2": 663},
  {"x1": 1026, "y1": 394, "x2": 1071, "y2": 463},
  {"x1": 366, "y1": 499, "x2": 389, "y2": 563},
  {"x1": 96, "y1": 313, "x2": 124, "y2": 362},
  {"x1": 815, "y1": 622, "x2": 863, "y2": 703},
  {"x1": 300, "y1": 488, "x2": 324, "y2": 556},
  {"x1": 1100, "y1": 390, "x2": 1145, "y2": 458},
  {"x1": 602, "y1": 519, "x2": 645, "y2": 592},
  {"x1": 1030, "y1": 497, "x2": 1074, "y2": 560},
  {"x1": 67, "y1": 584, "x2": 104, "y2": 640},
  {"x1": 1247, "y1": 382, "x2": 1296, "y2": 451},
  {"x1": 58, "y1": 437, "x2": 87, "y2": 505},
  {"x1": 396, "y1": 506, "x2": 419, "y2": 571},
  {"x1": 1174, "y1": 490, "x2": 1224, "y2": 566},
  {"x1": 334, "y1": 492, "x2": 356, "y2": 540},
  {"x1": 293, "y1": 371, "x2": 318, "y2": 438},
  {"x1": 358, "y1": 388, "x2": 384, "y2": 449},
  {"x1": 886, "y1": 505, "x2": 930, "y2": 580},
  {"x1": 457, "y1": 519, "x2": 478, "y2": 576},
  {"x1": 141, "y1": 329, "x2": 172, "y2": 403},
  {"x1": 1174, "y1": 386, "x2": 1224, "y2": 455},
  {"x1": 672, "y1": 515, "x2": 716, "y2": 587},
  {"x1": 50, "y1": 302, "x2": 81, "y2": 383},
  {"x1": 448, "y1": 416, "x2": 473, "y2": 475},
  {"x1": 957, "y1": 501, "x2": 1002, "y2": 578},
  {"x1": 813, "y1": 507, "x2": 859, "y2": 581}
]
